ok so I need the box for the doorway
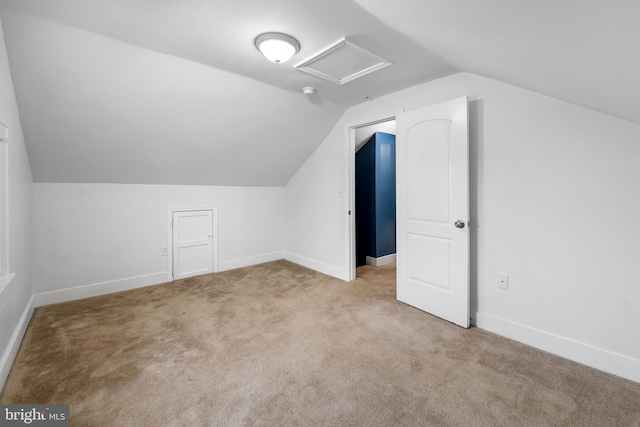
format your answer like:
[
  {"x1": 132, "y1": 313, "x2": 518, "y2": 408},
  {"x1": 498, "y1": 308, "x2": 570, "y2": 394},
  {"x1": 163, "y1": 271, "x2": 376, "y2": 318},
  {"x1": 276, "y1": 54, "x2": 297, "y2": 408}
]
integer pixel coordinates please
[
  {"x1": 345, "y1": 97, "x2": 470, "y2": 328},
  {"x1": 167, "y1": 207, "x2": 218, "y2": 281},
  {"x1": 354, "y1": 124, "x2": 397, "y2": 271},
  {"x1": 347, "y1": 116, "x2": 397, "y2": 280}
]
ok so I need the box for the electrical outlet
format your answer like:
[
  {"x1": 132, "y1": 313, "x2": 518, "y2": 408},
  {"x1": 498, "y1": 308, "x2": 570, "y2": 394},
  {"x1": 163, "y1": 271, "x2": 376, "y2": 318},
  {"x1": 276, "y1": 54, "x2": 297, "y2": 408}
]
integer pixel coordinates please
[
  {"x1": 497, "y1": 273, "x2": 509, "y2": 290},
  {"x1": 161, "y1": 247, "x2": 168, "y2": 256}
]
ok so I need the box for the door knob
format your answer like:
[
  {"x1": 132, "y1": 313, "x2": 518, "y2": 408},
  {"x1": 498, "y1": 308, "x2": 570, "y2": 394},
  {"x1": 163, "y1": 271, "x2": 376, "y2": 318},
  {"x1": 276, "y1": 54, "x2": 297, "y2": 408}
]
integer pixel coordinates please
[{"x1": 454, "y1": 220, "x2": 465, "y2": 229}]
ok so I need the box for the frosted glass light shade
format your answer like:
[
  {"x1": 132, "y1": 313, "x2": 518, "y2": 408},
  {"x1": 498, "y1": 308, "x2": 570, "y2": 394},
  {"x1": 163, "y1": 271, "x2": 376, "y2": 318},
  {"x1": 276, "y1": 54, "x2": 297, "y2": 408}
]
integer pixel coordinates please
[{"x1": 255, "y1": 33, "x2": 300, "y2": 64}]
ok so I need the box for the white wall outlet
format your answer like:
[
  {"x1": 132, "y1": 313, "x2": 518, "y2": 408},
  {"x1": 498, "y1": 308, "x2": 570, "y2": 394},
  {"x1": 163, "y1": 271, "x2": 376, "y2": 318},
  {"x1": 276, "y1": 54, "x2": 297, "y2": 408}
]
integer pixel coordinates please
[
  {"x1": 161, "y1": 247, "x2": 168, "y2": 256},
  {"x1": 498, "y1": 273, "x2": 509, "y2": 290}
]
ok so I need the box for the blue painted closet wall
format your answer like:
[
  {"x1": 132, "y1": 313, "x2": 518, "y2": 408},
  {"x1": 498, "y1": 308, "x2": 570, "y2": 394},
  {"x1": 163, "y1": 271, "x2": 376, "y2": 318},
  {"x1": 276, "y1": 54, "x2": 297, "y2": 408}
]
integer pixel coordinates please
[{"x1": 355, "y1": 132, "x2": 396, "y2": 266}]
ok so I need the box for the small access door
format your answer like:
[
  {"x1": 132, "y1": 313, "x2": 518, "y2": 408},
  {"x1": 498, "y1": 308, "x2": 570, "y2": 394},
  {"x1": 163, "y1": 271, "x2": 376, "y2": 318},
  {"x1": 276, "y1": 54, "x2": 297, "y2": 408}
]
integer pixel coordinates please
[
  {"x1": 172, "y1": 210, "x2": 214, "y2": 280},
  {"x1": 396, "y1": 96, "x2": 470, "y2": 327}
]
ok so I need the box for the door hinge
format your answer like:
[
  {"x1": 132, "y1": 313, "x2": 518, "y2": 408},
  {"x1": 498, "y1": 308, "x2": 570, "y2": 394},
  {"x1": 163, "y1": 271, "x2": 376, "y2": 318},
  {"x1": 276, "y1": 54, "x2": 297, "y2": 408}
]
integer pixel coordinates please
[{"x1": 348, "y1": 210, "x2": 351, "y2": 215}]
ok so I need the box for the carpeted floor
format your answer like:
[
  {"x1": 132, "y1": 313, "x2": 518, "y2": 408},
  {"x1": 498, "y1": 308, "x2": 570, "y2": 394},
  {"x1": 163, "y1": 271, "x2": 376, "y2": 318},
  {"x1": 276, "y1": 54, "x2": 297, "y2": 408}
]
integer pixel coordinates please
[{"x1": 2, "y1": 260, "x2": 639, "y2": 426}]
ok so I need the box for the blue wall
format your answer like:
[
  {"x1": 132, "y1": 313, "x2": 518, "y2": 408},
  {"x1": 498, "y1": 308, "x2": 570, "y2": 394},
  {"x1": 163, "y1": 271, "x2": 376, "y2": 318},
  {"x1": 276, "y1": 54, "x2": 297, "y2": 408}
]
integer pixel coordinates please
[{"x1": 355, "y1": 132, "x2": 396, "y2": 266}]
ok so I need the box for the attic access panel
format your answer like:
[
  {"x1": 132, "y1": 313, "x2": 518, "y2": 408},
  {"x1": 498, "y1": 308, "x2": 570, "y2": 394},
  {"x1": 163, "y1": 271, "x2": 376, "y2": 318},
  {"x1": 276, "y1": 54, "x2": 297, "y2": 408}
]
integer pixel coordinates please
[{"x1": 294, "y1": 38, "x2": 392, "y2": 85}]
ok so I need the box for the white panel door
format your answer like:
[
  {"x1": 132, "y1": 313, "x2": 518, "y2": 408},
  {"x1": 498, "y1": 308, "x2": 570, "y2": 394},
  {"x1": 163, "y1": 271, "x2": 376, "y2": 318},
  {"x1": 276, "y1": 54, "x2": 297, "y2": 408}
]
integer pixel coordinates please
[
  {"x1": 172, "y1": 210, "x2": 213, "y2": 280},
  {"x1": 396, "y1": 96, "x2": 470, "y2": 327}
]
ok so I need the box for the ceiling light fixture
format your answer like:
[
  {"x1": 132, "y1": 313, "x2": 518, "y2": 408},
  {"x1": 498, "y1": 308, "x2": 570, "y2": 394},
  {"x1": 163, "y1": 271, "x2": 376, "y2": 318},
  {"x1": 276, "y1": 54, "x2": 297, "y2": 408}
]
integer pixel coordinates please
[{"x1": 255, "y1": 32, "x2": 300, "y2": 64}]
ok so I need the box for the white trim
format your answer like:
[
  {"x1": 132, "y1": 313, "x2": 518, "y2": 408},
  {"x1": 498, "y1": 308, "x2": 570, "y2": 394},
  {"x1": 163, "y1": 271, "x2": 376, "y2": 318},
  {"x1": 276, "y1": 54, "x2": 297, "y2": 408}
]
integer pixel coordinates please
[
  {"x1": 218, "y1": 251, "x2": 284, "y2": 272},
  {"x1": 284, "y1": 251, "x2": 347, "y2": 281},
  {"x1": 365, "y1": 254, "x2": 396, "y2": 267},
  {"x1": 33, "y1": 272, "x2": 167, "y2": 307},
  {"x1": 294, "y1": 38, "x2": 393, "y2": 85},
  {"x1": 167, "y1": 206, "x2": 218, "y2": 282},
  {"x1": 0, "y1": 295, "x2": 35, "y2": 392},
  {"x1": 0, "y1": 272, "x2": 15, "y2": 295},
  {"x1": 345, "y1": 112, "x2": 401, "y2": 281},
  {"x1": 345, "y1": 125, "x2": 356, "y2": 281},
  {"x1": 0, "y1": 121, "x2": 9, "y2": 278},
  {"x1": 475, "y1": 311, "x2": 640, "y2": 384}
]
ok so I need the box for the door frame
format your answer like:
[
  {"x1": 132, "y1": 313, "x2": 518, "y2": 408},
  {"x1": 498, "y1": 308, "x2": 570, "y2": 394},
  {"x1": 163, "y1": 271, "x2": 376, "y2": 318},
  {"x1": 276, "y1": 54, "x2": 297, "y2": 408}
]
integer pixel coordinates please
[
  {"x1": 167, "y1": 206, "x2": 218, "y2": 281},
  {"x1": 344, "y1": 111, "x2": 402, "y2": 281}
]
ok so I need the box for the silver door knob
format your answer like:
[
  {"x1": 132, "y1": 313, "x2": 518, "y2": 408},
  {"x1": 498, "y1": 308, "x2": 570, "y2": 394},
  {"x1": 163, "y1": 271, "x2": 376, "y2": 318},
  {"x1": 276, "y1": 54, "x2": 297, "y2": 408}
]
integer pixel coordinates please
[{"x1": 454, "y1": 220, "x2": 465, "y2": 229}]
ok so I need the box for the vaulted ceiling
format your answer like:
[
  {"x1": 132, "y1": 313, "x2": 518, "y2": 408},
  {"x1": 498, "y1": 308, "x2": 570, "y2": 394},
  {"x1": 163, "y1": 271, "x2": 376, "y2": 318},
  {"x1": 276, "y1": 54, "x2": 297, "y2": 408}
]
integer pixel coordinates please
[{"x1": 0, "y1": 0, "x2": 637, "y2": 185}]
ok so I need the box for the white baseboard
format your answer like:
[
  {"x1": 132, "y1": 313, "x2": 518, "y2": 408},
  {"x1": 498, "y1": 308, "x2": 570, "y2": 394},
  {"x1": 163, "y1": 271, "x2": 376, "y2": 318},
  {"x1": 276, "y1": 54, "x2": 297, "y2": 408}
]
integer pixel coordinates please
[
  {"x1": 366, "y1": 254, "x2": 396, "y2": 267},
  {"x1": 284, "y1": 251, "x2": 347, "y2": 280},
  {"x1": 34, "y1": 272, "x2": 168, "y2": 307},
  {"x1": 34, "y1": 252, "x2": 288, "y2": 307},
  {"x1": 0, "y1": 295, "x2": 35, "y2": 392},
  {"x1": 475, "y1": 312, "x2": 640, "y2": 384},
  {"x1": 218, "y1": 251, "x2": 284, "y2": 272}
]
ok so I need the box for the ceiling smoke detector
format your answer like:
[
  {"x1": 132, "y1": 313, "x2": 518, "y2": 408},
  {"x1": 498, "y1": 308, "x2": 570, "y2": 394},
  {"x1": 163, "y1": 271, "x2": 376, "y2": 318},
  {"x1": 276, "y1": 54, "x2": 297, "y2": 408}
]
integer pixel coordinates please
[{"x1": 302, "y1": 87, "x2": 315, "y2": 95}]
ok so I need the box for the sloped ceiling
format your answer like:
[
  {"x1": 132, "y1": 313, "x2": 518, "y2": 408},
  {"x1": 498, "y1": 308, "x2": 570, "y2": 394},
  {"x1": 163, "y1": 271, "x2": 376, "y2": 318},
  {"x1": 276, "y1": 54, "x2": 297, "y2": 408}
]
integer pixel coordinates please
[
  {"x1": 352, "y1": 0, "x2": 640, "y2": 125},
  {"x1": 0, "y1": 0, "x2": 638, "y2": 185}
]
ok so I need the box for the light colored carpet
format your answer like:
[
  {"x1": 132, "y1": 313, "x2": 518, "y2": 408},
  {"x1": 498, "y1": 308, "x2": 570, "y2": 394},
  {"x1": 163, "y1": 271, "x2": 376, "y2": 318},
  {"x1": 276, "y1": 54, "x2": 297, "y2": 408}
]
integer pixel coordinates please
[{"x1": 2, "y1": 260, "x2": 639, "y2": 426}]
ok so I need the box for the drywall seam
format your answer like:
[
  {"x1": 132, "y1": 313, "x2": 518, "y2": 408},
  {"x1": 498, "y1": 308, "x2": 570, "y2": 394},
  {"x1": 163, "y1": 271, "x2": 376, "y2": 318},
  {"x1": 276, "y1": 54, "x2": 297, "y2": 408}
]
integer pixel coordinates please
[
  {"x1": 475, "y1": 311, "x2": 640, "y2": 384},
  {"x1": 0, "y1": 295, "x2": 35, "y2": 392}
]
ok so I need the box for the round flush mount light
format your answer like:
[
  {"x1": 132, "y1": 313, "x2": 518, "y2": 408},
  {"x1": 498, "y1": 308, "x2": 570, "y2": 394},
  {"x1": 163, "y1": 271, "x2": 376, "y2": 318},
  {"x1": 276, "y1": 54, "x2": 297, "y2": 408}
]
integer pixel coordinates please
[{"x1": 255, "y1": 32, "x2": 300, "y2": 64}]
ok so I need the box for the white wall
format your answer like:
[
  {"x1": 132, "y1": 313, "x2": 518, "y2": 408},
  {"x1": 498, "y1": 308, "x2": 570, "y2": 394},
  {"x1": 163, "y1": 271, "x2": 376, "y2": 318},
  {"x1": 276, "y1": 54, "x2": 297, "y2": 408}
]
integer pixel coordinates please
[
  {"x1": 1, "y1": 9, "x2": 345, "y2": 186},
  {"x1": 284, "y1": 72, "x2": 640, "y2": 382},
  {"x1": 33, "y1": 183, "x2": 284, "y2": 303},
  {"x1": 0, "y1": 17, "x2": 34, "y2": 388}
]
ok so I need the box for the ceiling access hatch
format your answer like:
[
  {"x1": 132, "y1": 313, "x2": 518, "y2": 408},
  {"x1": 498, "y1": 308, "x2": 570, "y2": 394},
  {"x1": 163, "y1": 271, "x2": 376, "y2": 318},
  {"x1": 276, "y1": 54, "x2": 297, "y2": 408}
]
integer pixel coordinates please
[{"x1": 294, "y1": 38, "x2": 393, "y2": 85}]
